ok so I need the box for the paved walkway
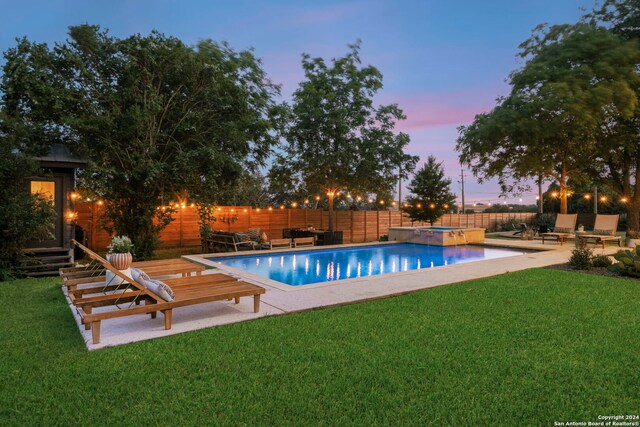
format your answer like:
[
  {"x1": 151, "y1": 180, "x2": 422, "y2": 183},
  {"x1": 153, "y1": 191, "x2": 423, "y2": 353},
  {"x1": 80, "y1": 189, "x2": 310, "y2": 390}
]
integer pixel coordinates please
[{"x1": 66, "y1": 238, "x2": 621, "y2": 350}]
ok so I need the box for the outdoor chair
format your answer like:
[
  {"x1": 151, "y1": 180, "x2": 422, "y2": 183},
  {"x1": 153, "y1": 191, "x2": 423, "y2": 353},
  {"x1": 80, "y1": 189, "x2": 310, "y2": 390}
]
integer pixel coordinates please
[
  {"x1": 60, "y1": 258, "x2": 205, "y2": 292},
  {"x1": 63, "y1": 240, "x2": 265, "y2": 344},
  {"x1": 577, "y1": 214, "x2": 622, "y2": 249},
  {"x1": 541, "y1": 214, "x2": 578, "y2": 245}
]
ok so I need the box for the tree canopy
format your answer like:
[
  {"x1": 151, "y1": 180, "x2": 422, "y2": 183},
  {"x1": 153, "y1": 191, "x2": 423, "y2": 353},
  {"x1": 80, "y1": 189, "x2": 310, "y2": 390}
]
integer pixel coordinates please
[
  {"x1": 402, "y1": 156, "x2": 457, "y2": 225},
  {"x1": 271, "y1": 42, "x2": 418, "y2": 229},
  {"x1": 2, "y1": 25, "x2": 283, "y2": 258},
  {"x1": 457, "y1": 23, "x2": 640, "y2": 214}
]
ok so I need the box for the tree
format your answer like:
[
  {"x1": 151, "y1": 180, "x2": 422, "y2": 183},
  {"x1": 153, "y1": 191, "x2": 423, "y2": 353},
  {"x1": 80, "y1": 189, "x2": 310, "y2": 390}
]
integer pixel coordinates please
[
  {"x1": 402, "y1": 156, "x2": 456, "y2": 225},
  {"x1": 0, "y1": 118, "x2": 56, "y2": 278},
  {"x1": 272, "y1": 42, "x2": 418, "y2": 230},
  {"x1": 583, "y1": 0, "x2": 640, "y2": 231},
  {"x1": 457, "y1": 23, "x2": 640, "y2": 214},
  {"x1": 2, "y1": 25, "x2": 282, "y2": 258}
]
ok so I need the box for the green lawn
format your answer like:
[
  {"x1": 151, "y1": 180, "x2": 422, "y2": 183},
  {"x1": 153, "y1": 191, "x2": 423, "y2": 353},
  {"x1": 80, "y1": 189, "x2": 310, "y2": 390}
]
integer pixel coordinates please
[{"x1": 1, "y1": 269, "x2": 638, "y2": 425}]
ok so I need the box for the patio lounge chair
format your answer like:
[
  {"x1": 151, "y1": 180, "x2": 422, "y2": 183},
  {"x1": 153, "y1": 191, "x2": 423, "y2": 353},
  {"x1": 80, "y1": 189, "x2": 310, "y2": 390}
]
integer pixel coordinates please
[
  {"x1": 541, "y1": 214, "x2": 578, "y2": 245},
  {"x1": 64, "y1": 240, "x2": 265, "y2": 344},
  {"x1": 577, "y1": 214, "x2": 622, "y2": 249},
  {"x1": 60, "y1": 258, "x2": 205, "y2": 292}
]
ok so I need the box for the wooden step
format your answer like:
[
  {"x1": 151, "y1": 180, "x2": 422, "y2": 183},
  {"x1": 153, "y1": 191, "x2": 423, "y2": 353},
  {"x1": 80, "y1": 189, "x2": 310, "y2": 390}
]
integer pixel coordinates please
[
  {"x1": 21, "y1": 262, "x2": 74, "y2": 271},
  {"x1": 25, "y1": 247, "x2": 68, "y2": 254}
]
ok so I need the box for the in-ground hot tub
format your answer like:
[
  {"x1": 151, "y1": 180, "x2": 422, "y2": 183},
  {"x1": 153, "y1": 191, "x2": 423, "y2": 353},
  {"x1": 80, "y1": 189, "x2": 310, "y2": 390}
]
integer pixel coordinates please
[{"x1": 388, "y1": 226, "x2": 485, "y2": 246}]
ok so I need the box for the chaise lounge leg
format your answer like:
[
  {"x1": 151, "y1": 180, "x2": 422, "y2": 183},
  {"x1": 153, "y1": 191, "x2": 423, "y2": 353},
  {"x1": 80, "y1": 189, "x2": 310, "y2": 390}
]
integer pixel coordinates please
[
  {"x1": 84, "y1": 307, "x2": 92, "y2": 330},
  {"x1": 91, "y1": 321, "x2": 101, "y2": 344},
  {"x1": 254, "y1": 294, "x2": 261, "y2": 313},
  {"x1": 234, "y1": 297, "x2": 240, "y2": 304},
  {"x1": 164, "y1": 309, "x2": 172, "y2": 330}
]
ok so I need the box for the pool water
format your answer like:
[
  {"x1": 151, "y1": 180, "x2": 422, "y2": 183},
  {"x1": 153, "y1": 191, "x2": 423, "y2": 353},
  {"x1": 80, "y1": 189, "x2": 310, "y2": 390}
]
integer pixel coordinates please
[{"x1": 211, "y1": 243, "x2": 525, "y2": 286}]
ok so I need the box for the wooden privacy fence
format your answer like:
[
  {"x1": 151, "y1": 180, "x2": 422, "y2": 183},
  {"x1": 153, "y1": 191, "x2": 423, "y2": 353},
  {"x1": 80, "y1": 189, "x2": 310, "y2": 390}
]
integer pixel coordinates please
[{"x1": 75, "y1": 203, "x2": 537, "y2": 251}]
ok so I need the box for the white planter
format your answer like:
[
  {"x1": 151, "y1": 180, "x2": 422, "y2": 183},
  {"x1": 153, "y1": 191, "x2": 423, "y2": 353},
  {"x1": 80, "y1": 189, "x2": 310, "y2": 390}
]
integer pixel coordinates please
[{"x1": 626, "y1": 238, "x2": 640, "y2": 248}]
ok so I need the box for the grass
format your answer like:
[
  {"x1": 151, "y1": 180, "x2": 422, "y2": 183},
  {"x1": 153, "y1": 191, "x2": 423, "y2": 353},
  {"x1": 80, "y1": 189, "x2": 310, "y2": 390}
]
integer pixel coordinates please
[{"x1": 1, "y1": 269, "x2": 638, "y2": 425}]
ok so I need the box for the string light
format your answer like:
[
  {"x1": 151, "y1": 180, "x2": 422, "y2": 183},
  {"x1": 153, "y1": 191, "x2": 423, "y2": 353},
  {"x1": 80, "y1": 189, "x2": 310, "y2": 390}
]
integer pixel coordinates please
[
  {"x1": 600, "y1": 196, "x2": 607, "y2": 202},
  {"x1": 304, "y1": 199, "x2": 310, "y2": 204},
  {"x1": 70, "y1": 192, "x2": 78, "y2": 201},
  {"x1": 291, "y1": 202, "x2": 298, "y2": 208},
  {"x1": 429, "y1": 203, "x2": 436, "y2": 209},
  {"x1": 268, "y1": 207, "x2": 273, "y2": 211},
  {"x1": 584, "y1": 194, "x2": 591, "y2": 200},
  {"x1": 97, "y1": 200, "x2": 103, "y2": 206},
  {"x1": 621, "y1": 197, "x2": 628, "y2": 203},
  {"x1": 443, "y1": 204, "x2": 449, "y2": 209},
  {"x1": 280, "y1": 205, "x2": 285, "y2": 209},
  {"x1": 357, "y1": 196, "x2": 362, "y2": 202},
  {"x1": 315, "y1": 195, "x2": 321, "y2": 201},
  {"x1": 416, "y1": 203, "x2": 422, "y2": 208}
]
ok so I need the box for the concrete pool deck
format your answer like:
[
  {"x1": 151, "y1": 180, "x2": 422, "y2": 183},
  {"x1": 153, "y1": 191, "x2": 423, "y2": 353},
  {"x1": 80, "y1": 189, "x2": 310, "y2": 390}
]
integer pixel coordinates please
[{"x1": 66, "y1": 239, "x2": 622, "y2": 350}]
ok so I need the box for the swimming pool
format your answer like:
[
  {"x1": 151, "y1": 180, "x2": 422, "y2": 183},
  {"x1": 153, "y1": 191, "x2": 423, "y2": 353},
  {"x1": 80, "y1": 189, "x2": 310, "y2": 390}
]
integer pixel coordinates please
[{"x1": 210, "y1": 243, "x2": 526, "y2": 286}]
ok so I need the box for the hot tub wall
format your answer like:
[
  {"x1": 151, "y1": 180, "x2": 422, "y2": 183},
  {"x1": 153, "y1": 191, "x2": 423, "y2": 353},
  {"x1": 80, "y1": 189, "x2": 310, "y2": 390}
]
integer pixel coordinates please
[{"x1": 388, "y1": 227, "x2": 485, "y2": 246}]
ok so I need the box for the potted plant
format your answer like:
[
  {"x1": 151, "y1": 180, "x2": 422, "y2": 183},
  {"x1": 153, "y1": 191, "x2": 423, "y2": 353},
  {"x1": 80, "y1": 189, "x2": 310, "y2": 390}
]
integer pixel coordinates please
[
  {"x1": 626, "y1": 230, "x2": 640, "y2": 248},
  {"x1": 107, "y1": 235, "x2": 134, "y2": 270}
]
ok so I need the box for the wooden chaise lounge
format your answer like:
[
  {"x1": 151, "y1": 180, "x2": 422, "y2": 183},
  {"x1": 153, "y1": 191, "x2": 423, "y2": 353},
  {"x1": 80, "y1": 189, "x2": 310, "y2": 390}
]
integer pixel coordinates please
[
  {"x1": 60, "y1": 257, "x2": 205, "y2": 292},
  {"x1": 63, "y1": 240, "x2": 265, "y2": 344},
  {"x1": 577, "y1": 214, "x2": 622, "y2": 249},
  {"x1": 541, "y1": 214, "x2": 578, "y2": 245}
]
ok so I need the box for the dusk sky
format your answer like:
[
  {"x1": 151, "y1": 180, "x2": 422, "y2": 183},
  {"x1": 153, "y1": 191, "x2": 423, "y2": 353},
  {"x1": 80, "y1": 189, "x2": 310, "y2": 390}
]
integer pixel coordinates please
[{"x1": 0, "y1": 0, "x2": 592, "y2": 204}]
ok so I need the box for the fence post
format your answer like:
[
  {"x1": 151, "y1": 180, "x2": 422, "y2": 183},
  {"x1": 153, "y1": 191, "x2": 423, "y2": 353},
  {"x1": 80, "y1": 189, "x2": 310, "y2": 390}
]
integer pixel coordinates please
[{"x1": 179, "y1": 207, "x2": 184, "y2": 247}]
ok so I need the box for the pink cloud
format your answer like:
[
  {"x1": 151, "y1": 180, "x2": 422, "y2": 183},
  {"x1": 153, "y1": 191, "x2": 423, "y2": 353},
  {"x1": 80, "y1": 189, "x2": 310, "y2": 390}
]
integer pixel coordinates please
[{"x1": 377, "y1": 91, "x2": 497, "y2": 132}]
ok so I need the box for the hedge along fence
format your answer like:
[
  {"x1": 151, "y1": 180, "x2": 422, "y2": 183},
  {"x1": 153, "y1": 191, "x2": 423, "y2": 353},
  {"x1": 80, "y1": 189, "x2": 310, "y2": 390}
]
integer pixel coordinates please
[{"x1": 75, "y1": 202, "x2": 537, "y2": 251}]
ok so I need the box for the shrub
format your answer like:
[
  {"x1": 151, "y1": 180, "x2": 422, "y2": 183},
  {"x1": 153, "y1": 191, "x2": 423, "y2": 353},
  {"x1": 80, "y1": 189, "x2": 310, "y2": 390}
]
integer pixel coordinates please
[
  {"x1": 533, "y1": 213, "x2": 556, "y2": 233},
  {"x1": 591, "y1": 254, "x2": 613, "y2": 268},
  {"x1": 609, "y1": 247, "x2": 640, "y2": 277},
  {"x1": 496, "y1": 218, "x2": 521, "y2": 232},
  {"x1": 568, "y1": 243, "x2": 593, "y2": 270}
]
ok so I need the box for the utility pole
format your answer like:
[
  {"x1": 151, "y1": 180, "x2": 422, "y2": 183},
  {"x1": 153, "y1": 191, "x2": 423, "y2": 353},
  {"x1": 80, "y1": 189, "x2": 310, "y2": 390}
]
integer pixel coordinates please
[
  {"x1": 460, "y1": 168, "x2": 466, "y2": 214},
  {"x1": 538, "y1": 178, "x2": 543, "y2": 214},
  {"x1": 398, "y1": 165, "x2": 402, "y2": 210},
  {"x1": 593, "y1": 186, "x2": 598, "y2": 214}
]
